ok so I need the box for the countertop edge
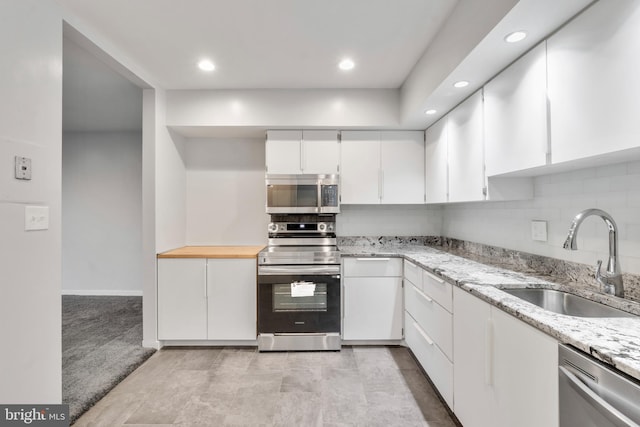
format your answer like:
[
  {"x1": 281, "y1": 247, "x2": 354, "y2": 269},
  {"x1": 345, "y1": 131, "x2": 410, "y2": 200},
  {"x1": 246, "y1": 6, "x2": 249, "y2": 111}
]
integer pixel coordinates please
[{"x1": 340, "y1": 246, "x2": 640, "y2": 382}]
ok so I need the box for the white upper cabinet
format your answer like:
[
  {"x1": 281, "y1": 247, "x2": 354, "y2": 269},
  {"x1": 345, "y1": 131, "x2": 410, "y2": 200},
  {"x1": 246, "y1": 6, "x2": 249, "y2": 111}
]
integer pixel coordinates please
[
  {"x1": 547, "y1": 0, "x2": 640, "y2": 164},
  {"x1": 265, "y1": 130, "x2": 302, "y2": 174},
  {"x1": 425, "y1": 118, "x2": 448, "y2": 203},
  {"x1": 447, "y1": 90, "x2": 485, "y2": 202},
  {"x1": 340, "y1": 131, "x2": 381, "y2": 204},
  {"x1": 380, "y1": 131, "x2": 425, "y2": 204},
  {"x1": 485, "y1": 43, "x2": 549, "y2": 176},
  {"x1": 266, "y1": 129, "x2": 339, "y2": 174},
  {"x1": 341, "y1": 130, "x2": 425, "y2": 204}
]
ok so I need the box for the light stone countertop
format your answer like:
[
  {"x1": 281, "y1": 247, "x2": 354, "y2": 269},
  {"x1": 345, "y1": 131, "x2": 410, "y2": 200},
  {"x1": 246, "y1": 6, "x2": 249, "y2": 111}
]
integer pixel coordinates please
[{"x1": 340, "y1": 244, "x2": 640, "y2": 382}]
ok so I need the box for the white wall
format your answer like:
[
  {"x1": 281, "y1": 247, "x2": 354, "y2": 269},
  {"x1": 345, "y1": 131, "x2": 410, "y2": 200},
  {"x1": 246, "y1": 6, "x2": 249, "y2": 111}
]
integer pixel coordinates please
[
  {"x1": 0, "y1": 0, "x2": 62, "y2": 403},
  {"x1": 154, "y1": 89, "x2": 187, "y2": 253},
  {"x1": 185, "y1": 138, "x2": 268, "y2": 245},
  {"x1": 167, "y1": 89, "x2": 400, "y2": 130},
  {"x1": 442, "y1": 161, "x2": 640, "y2": 274},
  {"x1": 338, "y1": 204, "x2": 443, "y2": 237},
  {"x1": 62, "y1": 131, "x2": 142, "y2": 295}
]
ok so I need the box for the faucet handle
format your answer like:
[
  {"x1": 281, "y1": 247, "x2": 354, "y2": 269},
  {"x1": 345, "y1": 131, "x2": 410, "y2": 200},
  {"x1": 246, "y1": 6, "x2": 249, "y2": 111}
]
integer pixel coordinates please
[{"x1": 595, "y1": 260, "x2": 603, "y2": 281}]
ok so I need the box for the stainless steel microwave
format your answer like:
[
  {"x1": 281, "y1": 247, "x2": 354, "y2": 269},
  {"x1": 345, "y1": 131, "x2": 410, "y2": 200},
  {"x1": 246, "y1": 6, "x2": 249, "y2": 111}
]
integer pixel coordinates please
[{"x1": 266, "y1": 174, "x2": 339, "y2": 214}]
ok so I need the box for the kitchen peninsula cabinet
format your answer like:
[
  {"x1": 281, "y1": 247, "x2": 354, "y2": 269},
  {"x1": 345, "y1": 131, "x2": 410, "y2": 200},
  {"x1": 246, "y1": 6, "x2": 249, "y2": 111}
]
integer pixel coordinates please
[
  {"x1": 453, "y1": 287, "x2": 558, "y2": 427},
  {"x1": 157, "y1": 246, "x2": 262, "y2": 343},
  {"x1": 484, "y1": 43, "x2": 548, "y2": 176},
  {"x1": 342, "y1": 257, "x2": 403, "y2": 340},
  {"x1": 341, "y1": 130, "x2": 424, "y2": 204},
  {"x1": 266, "y1": 129, "x2": 339, "y2": 174},
  {"x1": 547, "y1": 0, "x2": 640, "y2": 164}
]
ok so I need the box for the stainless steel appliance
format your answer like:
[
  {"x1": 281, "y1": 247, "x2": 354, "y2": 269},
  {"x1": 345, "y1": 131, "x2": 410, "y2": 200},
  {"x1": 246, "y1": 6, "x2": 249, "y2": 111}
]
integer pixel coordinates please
[
  {"x1": 265, "y1": 174, "x2": 339, "y2": 214},
  {"x1": 258, "y1": 216, "x2": 341, "y2": 351},
  {"x1": 559, "y1": 344, "x2": 640, "y2": 427}
]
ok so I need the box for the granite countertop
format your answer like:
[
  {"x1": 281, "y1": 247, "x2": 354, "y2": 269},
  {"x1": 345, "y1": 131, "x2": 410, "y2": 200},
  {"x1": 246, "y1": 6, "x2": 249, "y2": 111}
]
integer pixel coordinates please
[{"x1": 340, "y1": 244, "x2": 640, "y2": 382}]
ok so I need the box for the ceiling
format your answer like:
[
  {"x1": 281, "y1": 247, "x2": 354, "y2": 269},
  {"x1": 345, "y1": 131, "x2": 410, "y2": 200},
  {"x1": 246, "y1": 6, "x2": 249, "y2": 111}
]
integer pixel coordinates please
[
  {"x1": 57, "y1": 0, "x2": 596, "y2": 135},
  {"x1": 57, "y1": 0, "x2": 458, "y2": 90}
]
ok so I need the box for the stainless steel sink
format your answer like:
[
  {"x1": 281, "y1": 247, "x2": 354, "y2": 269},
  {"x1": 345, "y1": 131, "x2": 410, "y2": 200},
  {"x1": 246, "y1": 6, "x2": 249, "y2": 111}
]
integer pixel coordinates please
[{"x1": 502, "y1": 288, "x2": 636, "y2": 318}]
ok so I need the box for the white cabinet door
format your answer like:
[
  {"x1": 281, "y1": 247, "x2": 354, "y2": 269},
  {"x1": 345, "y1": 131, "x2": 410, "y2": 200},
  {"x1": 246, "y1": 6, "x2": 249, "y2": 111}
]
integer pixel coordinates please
[
  {"x1": 453, "y1": 287, "x2": 495, "y2": 427},
  {"x1": 453, "y1": 287, "x2": 559, "y2": 427},
  {"x1": 493, "y1": 308, "x2": 558, "y2": 427},
  {"x1": 448, "y1": 90, "x2": 485, "y2": 202},
  {"x1": 380, "y1": 131, "x2": 425, "y2": 204},
  {"x1": 266, "y1": 130, "x2": 303, "y2": 174},
  {"x1": 157, "y1": 258, "x2": 208, "y2": 340},
  {"x1": 548, "y1": 0, "x2": 640, "y2": 164},
  {"x1": 302, "y1": 130, "x2": 340, "y2": 174},
  {"x1": 207, "y1": 258, "x2": 257, "y2": 340},
  {"x1": 343, "y1": 277, "x2": 403, "y2": 340},
  {"x1": 340, "y1": 131, "x2": 381, "y2": 204},
  {"x1": 485, "y1": 43, "x2": 548, "y2": 176},
  {"x1": 425, "y1": 118, "x2": 448, "y2": 203}
]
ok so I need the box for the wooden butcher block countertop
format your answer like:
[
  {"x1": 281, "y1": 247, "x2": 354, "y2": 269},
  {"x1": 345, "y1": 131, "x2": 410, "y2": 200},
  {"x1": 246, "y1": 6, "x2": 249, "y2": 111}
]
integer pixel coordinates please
[{"x1": 157, "y1": 246, "x2": 265, "y2": 259}]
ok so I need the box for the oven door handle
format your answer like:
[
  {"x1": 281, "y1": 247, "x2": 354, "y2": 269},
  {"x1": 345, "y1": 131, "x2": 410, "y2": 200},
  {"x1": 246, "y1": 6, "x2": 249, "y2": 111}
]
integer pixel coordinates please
[{"x1": 258, "y1": 265, "x2": 340, "y2": 276}]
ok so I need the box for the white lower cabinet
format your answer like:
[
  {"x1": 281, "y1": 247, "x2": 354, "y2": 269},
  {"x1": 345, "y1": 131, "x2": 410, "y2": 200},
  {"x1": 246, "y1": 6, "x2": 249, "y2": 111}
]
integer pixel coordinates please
[
  {"x1": 453, "y1": 286, "x2": 558, "y2": 427},
  {"x1": 158, "y1": 258, "x2": 208, "y2": 340},
  {"x1": 403, "y1": 260, "x2": 454, "y2": 407},
  {"x1": 206, "y1": 258, "x2": 257, "y2": 340},
  {"x1": 342, "y1": 257, "x2": 403, "y2": 340},
  {"x1": 157, "y1": 258, "x2": 257, "y2": 341}
]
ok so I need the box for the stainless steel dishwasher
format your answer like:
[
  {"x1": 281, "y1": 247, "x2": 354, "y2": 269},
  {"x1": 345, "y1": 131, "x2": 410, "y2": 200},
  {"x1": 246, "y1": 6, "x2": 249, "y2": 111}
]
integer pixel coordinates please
[{"x1": 559, "y1": 344, "x2": 640, "y2": 427}]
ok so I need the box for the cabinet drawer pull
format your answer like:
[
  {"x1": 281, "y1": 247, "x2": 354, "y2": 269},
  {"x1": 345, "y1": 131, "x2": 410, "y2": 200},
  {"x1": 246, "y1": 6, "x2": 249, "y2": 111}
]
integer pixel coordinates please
[
  {"x1": 414, "y1": 321, "x2": 434, "y2": 346},
  {"x1": 414, "y1": 286, "x2": 433, "y2": 303},
  {"x1": 425, "y1": 271, "x2": 445, "y2": 284},
  {"x1": 355, "y1": 257, "x2": 391, "y2": 261}
]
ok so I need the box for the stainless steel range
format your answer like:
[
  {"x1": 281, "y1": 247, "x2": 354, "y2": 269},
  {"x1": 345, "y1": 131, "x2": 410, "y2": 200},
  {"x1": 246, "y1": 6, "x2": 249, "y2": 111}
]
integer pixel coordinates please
[{"x1": 257, "y1": 215, "x2": 341, "y2": 351}]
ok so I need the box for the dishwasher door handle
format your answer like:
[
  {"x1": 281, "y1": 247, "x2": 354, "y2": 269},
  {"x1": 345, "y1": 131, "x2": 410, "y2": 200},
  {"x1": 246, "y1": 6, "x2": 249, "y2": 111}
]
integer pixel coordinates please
[{"x1": 559, "y1": 366, "x2": 640, "y2": 427}]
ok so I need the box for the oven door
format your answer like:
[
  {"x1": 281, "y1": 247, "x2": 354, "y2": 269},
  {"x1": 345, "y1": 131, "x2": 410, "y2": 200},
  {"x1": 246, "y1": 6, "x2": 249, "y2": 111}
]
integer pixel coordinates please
[{"x1": 258, "y1": 265, "x2": 341, "y2": 334}]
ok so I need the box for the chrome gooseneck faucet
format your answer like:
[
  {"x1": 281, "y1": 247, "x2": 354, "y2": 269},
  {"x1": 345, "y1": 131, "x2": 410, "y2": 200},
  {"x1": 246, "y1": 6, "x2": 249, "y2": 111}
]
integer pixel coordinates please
[{"x1": 563, "y1": 208, "x2": 624, "y2": 297}]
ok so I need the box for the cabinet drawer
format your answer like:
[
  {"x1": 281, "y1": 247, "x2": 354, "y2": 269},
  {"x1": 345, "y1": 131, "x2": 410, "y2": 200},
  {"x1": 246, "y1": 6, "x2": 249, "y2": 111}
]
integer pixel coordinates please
[
  {"x1": 405, "y1": 311, "x2": 453, "y2": 409},
  {"x1": 343, "y1": 257, "x2": 402, "y2": 277},
  {"x1": 403, "y1": 259, "x2": 423, "y2": 288},
  {"x1": 423, "y1": 270, "x2": 452, "y2": 312},
  {"x1": 404, "y1": 283, "x2": 453, "y2": 361}
]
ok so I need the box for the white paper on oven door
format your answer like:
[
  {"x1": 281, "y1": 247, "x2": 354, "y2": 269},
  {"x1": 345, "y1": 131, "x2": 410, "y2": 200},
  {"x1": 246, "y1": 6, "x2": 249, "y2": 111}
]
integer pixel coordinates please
[{"x1": 291, "y1": 281, "x2": 316, "y2": 297}]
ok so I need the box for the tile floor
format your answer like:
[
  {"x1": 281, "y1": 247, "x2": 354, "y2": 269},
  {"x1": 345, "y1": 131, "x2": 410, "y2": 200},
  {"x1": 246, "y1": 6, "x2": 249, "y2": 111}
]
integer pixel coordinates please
[{"x1": 73, "y1": 346, "x2": 459, "y2": 427}]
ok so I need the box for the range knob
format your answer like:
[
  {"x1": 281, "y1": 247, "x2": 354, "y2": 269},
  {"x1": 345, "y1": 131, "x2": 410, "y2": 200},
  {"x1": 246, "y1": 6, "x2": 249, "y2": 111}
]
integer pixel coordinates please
[
  {"x1": 318, "y1": 223, "x2": 327, "y2": 232},
  {"x1": 268, "y1": 223, "x2": 278, "y2": 233}
]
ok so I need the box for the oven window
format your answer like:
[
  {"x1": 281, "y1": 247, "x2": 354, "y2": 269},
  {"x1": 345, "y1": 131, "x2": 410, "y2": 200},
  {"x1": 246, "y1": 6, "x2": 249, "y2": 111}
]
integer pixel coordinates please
[
  {"x1": 267, "y1": 185, "x2": 317, "y2": 208},
  {"x1": 273, "y1": 282, "x2": 327, "y2": 312}
]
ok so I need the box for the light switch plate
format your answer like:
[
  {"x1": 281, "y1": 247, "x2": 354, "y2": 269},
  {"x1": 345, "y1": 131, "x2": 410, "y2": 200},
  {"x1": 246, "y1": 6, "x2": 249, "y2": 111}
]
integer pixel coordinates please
[
  {"x1": 25, "y1": 206, "x2": 49, "y2": 231},
  {"x1": 15, "y1": 156, "x2": 32, "y2": 180},
  {"x1": 531, "y1": 220, "x2": 547, "y2": 242}
]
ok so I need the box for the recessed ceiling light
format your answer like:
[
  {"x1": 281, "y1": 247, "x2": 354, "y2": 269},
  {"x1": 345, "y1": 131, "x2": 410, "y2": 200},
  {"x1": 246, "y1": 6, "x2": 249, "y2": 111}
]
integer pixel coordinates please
[
  {"x1": 505, "y1": 31, "x2": 527, "y2": 43},
  {"x1": 339, "y1": 59, "x2": 355, "y2": 71},
  {"x1": 198, "y1": 59, "x2": 215, "y2": 71},
  {"x1": 453, "y1": 80, "x2": 469, "y2": 88},
  {"x1": 425, "y1": 109, "x2": 437, "y2": 115}
]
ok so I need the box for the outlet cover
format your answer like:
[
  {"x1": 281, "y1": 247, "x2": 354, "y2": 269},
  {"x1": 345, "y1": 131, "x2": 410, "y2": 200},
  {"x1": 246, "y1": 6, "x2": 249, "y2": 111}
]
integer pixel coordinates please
[
  {"x1": 531, "y1": 220, "x2": 547, "y2": 242},
  {"x1": 15, "y1": 156, "x2": 32, "y2": 180},
  {"x1": 25, "y1": 206, "x2": 49, "y2": 231}
]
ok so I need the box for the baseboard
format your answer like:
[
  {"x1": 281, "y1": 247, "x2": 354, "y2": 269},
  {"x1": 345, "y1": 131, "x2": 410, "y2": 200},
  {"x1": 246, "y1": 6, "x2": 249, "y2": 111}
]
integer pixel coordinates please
[
  {"x1": 158, "y1": 340, "x2": 258, "y2": 348},
  {"x1": 142, "y1": 339, "x2": 161, "y2": 350},
  {"x1": 62, "y1": 289, "x2": 143, "y2": 296}
]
